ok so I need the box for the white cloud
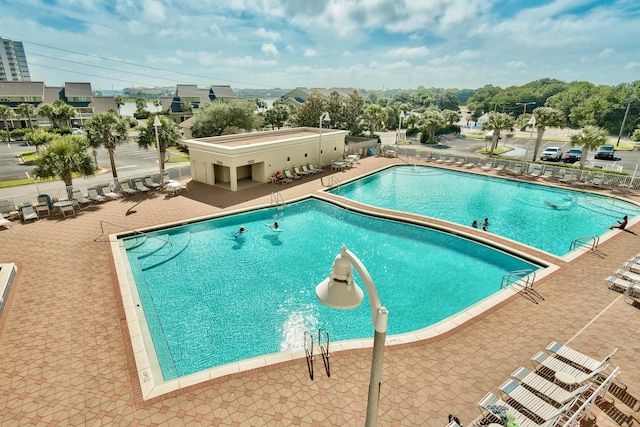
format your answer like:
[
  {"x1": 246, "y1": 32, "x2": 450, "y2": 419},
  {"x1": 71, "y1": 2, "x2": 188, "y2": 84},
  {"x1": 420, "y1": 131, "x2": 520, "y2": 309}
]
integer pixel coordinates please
[
  {"x1": 386, "y1": 47, "x2": 429, "y2": 58},
  {"x1": 143, "y1": 0, "x2": 165, "y2": 21},
  {"x1": 255, "y1": 28, "x2": 280, "y2": 41},
  {"x1": 598, "y1": 48, "x2": 614, "y2": 58},
  {"x1": 261, "y1": 43, "x2": 279, "y2": 55},
  {"x1": 624, "y1": 62, "x2": 640, "y2": 70},
  {"x1": 304, "y1": 49, "x2": 316, "y2": 58},
  {"x1": 506, "y1": 61, "x2": 527, "y2": 69}
]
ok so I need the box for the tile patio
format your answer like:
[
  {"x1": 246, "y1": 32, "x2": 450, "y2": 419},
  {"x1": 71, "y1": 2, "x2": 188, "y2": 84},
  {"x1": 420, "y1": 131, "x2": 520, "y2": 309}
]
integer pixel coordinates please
[{"x1": 1, "y1": 156, "x2": 640, "y2": 426}]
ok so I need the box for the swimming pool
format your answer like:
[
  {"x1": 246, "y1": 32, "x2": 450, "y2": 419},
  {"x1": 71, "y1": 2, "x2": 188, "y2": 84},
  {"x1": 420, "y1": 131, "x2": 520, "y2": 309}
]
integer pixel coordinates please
[
  {"x1": 329, "y1": 165, "x2": 640, "y2": 256},
  {"x1": 122, "y1": 198, "x2": 537, "y2": 381}
]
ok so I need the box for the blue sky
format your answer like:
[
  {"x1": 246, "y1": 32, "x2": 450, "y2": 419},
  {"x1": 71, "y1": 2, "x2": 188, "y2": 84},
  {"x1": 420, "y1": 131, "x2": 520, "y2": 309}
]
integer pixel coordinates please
[{"x1": 1, "y1": 0, "x2": 639, "y2": 91}]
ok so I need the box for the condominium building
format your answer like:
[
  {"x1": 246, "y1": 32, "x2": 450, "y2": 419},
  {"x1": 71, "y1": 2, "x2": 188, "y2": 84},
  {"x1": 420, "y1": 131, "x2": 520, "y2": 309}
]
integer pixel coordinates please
[{"x1": 0, "y1": 37, "x2": 31, "y2": 82}]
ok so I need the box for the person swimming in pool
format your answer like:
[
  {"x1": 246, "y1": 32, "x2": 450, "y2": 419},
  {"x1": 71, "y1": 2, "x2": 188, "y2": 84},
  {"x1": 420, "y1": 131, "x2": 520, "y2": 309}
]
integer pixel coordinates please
[
  {"x1": 483, "y1": 218, "x2": 489, "y2": 227},
  {"x1": 238, "y1": 226, "x2": 247, "y2": 233},
  {"x1": 271, "y1": 221, "x2": 279, "y2": 230},
  {"x1": 545, "y1": 201, "x2": 558, "y2": 209}
]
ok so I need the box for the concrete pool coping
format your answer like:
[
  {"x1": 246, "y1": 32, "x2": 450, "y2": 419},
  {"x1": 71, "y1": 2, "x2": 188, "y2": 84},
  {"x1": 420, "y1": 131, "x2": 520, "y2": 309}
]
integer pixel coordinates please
[{"x1": 110, "y1": 191, "x2": 566, "y2": 401}]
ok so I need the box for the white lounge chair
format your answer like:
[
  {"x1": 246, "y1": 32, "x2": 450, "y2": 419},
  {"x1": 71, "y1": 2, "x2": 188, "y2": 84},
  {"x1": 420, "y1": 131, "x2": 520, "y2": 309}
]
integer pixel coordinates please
[
  {"x1": 99, "y1": 184, "x2": 121, "y2": 199},
  {"x1": 540, "y1": 169, "x2": 554, "y2": 179},
  {"x1": 293, "y1": 165, "x2": 311, "y2": 176},
  {"x1": 499, "y1": 379, "x2": 586, "y2": 422},
  {"x1": 143, "y1": 176, "x2": 161, "y2": 190},
  {"x1": 478, "y1": 391, "x2": 574, "y2": 427},
  {"x1": 307, "y1": 163, "x2": 322, "y2": 173},
  {"x1": 546, "y1": 342, "x2": 617, "y2": 373},
  {"x1": 87, "y1": 187, "x2": 106, "y2": 203},
  {"x1": 493, "y1": 162, "x2": 506, "y2": 173},
  {"x1": 605, "y1": 275, "x2": 636, "y2": 293},
  {"x1": 624, "y1": 261, "x2": 640, "y2": 273},
  {"x1": 528, "y1": 165, "x2": 543, "y2": 178},
  {"x1": 0, "y1": 217, "x2": 12, "y2": 229},
  {"x1": 284, "y1": 168, "x2": 301, "y2": 180},
  {"x1": 60, "y1": 204, "x2": 75, "y2": 218},
  {"x1": 558, "y1": 170, "x2": 576, "y2": 184},
  {"x1": 506, "y1": 163, "x2": 524, "y2": 175},
  {"x1": 614, "y1": 268, "x2": 640, "y2": 283},
  {"x1": 120, "y1": 181, "x2": 138, "y2": 195},
  {"x1": 21, "y1": 205, "x2": 39, "y2": 223},
  {"x1": 531, "y1": 351, "x2": 609, "y2": 385},
  {"x1": 134, "y1": 179, "x2": 150, "y2": 192},
  {"x1": 512, "y1": 367, "x2": 590, "y2": 406},
  {"x1": 72, "y1": 190, "x2": 92, "y2": 208},
  {"x1": 480, "y1": 161, "x2": 493, "y2": 171}
]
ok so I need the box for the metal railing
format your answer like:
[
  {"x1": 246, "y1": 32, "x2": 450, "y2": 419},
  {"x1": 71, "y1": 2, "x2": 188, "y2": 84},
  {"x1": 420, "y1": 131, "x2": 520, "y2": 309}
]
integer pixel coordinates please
[
  {"x1": 501, "y1": 269, "x2": 543, "y2": 303},
  {"x1": 570, "y1": 235, "x2": 600, "y2": 252}
]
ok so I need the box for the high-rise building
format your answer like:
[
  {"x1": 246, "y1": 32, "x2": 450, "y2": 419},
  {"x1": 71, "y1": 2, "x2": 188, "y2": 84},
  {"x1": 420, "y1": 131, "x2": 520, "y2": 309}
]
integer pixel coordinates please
[{"x1": 0, "y1": 37, "x2": 31, "y2": 81}]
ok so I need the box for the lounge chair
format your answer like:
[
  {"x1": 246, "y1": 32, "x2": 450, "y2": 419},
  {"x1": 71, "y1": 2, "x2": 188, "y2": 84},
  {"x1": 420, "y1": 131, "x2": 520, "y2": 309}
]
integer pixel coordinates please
[
  {"x1": 87, "y1": 187, "x2": 106, "y2": 203},
  {"x1": 531, "y1": 351, "x2": 609, "y2": 385},
  {"x1": 134, "y1": 179, "x2": 150, "y2": 192},
  {"x1": 493, "y1": 162, "x2": 506, "y2": 173},
  {"x1": 120, "y1": 181, "x2": 138, "y2": 195},
  {"x1": 444, "y1": 156, "x2": 455, "y2": 164},
  {"x1": 271, "y1": 171, "x2": 291, "y2": 184},
  {"x1": 72, "y1": 190, "x2": 92, "y2": 208},
  {"x1": 478, "y1": 391, "x2": 573, "y2": 427},
  {"x1": 528, "y1": 165, "x2": 543, "y2": 178},
  {"x1": 293, "y1": 165, "x2": 311, "y2": 176},
  {"x1": 499, "y1": 379, "x2": 585, "y2": 422},
  {"x1": 301, "y1": 164, "x2": 317, "y2": 175},
  {"x1": 463, "y1": 161, "x2": 476, "y2": 168},
  {"x1": 614, "y1": 268, "x2": 640, "y2": 283},
  {"x1": 512, "y1": 367, "x2": 590, "y2": 406},
  {"x1": 605, "y1": 275, "x2": 636, "y2": 293},
  {"x1": 20, "y1": 205, "x2": 39, "y2": 223},
  {"x1": 545, "y1": 342, "x2": 617, "y2": 373},
  {"x1": 454, "y1": 157, "x2": 465, "y2": 166},
  {"x1": 60, "y1": 204, "x2": 75, "y2": 218},
  {"x1": 480, "y1": 161, "x2": 494, "y2": 171},
  {"x1": 558, "y1": 170, "x2": 576, "y2": 184},
  {"x1": 435, "y1": 155, "x2": 447, "y2": 164},
  {"x1": 0, "y1": 217, "x2": 12, "y2": 229},
  {"x1": 506, "y1": 163, "x2": 524, "y2": 175},
  {"x1": 143, "y1": 176, "x2": 161, "y2": 190},
  {"x1": 0, "y1": 199, "x2": 16, "y2": 218},
  {"x1": 283, "y1": 168, "x2": 301, "y2": 180},
  {"x1": 307, "y1": 163, "x2": 322, "y2": 173},
  {"x1": 540, "y1": 169, "x2": 554, "y2": 179},
  {"x1": 35, "y1": 195, "x2": 51, "y2": 217},
  {"x1": 99, "y1": 184, "x2": 121, "y2": 199},
  {"x1": 623, "y1": 261, "x2": 640, "y2": 273}
]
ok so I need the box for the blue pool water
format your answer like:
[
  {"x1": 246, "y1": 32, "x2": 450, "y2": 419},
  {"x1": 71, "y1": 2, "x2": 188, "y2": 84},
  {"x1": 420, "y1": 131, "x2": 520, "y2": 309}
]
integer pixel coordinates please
[
  {"x1": 123, "y1": 198, "x2": 536, "y2": 380},
  {"x1": 330, "y1": 165, "x2": 640, "y2": 256}
]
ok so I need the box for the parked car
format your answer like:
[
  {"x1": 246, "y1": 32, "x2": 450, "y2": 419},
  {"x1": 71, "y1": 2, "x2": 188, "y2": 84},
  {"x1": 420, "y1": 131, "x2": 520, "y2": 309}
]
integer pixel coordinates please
[
  {"x1": 595, "y1": 144, "x2": 615, "y2": 160},
  {"x1": 562, "y1": 148, "x2": 583, "y2": 164},
  {"x1": 540, "y1": 147, "x2": 564, "y2": 161}
]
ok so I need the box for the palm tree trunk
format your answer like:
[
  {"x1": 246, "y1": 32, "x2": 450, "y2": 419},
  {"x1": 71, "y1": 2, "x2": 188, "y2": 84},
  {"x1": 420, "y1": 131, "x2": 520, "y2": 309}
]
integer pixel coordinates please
[
  {"x1": 108, "y1": 148, "x2": 118, "y2": 179},
  {"x1": 533, "y1": 127, "x2": 545, "y2": 160},
  {"x1": 3, "y1": 120, "x2": 11, "y2": 142}
]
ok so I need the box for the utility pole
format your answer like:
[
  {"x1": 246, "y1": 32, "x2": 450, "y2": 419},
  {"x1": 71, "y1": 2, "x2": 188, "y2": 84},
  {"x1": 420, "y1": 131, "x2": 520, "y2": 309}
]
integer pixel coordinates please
[{"x1": 616, "y1": 101, "x2": 631, "y2": 147}]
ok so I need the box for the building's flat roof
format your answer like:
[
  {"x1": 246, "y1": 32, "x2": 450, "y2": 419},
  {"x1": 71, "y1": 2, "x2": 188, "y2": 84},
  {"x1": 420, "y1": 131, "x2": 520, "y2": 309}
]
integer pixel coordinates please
[{"x1": 185, "y1": 129, "x2": 346, "y2": 148}]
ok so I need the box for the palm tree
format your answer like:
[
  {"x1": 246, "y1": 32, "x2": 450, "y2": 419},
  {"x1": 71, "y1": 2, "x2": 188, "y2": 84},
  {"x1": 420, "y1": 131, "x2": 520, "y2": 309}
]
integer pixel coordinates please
[
  {"x1": 529, "y1": 107, "x2": 565, "y2": 161},
  {"x1": 33, "y1": 135, "x2": 94, "y2": 197},
  {"x1": 16, "y1": 103, "x2": 36, "y2": 133},
  {"x1": 0, "y1": 105, "x2": 15, "y2": 142},
  {"x1": 137, "y1": 115, "x2": 183, "y2": 176},
  {"x1": 570, "y1": 125, "x2": 608, "y2": 169},
  {"x1": 181, "y1": 100, "x2": 193, "y2": 117},
  {"x1": 26, "y1": 129, "x2": 56, "y2": 154},
  {"x1": 418, "y1": 109, "x2": 446, "y2": 142},
  {"x1": 362, "y1": 104, "x2": 387, "y2": 136},
  {"x1": 481, "y1": 112, "x2": 515, "y2": 155},
  {"x1": 114, "y1": 96, "x2": 125, "y2": 116},
  {"x1": 83, "y1": 112, "x2": 129, "y2": 181},
  {"x1": 38, "y1": 100, "x2": 77, "y2": 129}
]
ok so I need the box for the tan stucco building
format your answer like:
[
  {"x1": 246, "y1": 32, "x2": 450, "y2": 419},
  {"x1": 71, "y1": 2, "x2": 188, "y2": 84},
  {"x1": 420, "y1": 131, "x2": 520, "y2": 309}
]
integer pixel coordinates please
[{"x1": 183, "y1": 127, "x2": 349, "y2": 191}]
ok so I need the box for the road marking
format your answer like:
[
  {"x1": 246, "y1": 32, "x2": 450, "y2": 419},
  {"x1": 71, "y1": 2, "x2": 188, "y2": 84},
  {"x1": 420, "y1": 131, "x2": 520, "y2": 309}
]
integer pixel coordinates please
[{"x1": 117, "y1": 165, "x2": 139, "y2": 169}]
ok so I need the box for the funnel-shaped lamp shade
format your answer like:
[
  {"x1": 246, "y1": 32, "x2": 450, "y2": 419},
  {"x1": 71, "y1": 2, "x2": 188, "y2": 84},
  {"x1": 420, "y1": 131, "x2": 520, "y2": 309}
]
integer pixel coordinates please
[{"x1": 315, "y1": 251, "x2": 364, "y2": 310}]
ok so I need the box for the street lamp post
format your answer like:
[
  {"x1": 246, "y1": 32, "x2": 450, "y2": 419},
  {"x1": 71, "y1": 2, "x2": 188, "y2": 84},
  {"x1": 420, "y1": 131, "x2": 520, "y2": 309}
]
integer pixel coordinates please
[
  {"x1": 319, "y1": 112, "x2": 330, "y2": 169},
  {"x1": 396, "y1": 111, "x2": 405, "y2": 153},
  {"x1": 315, "y1": 245, "x2": 388, "y2": 427},
  {"x1": 516, "y1": 101, "x2": 536, "y2": 116},
  {"x1": 153, "y1": 115, "x2": 164, "y2": 189}
]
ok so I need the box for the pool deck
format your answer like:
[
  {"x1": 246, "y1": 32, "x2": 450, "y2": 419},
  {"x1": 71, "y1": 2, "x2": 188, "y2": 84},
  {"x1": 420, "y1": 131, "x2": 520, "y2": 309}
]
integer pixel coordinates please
[{"x1": 1, "y1": 155, "x2": 640, "y2": 426}]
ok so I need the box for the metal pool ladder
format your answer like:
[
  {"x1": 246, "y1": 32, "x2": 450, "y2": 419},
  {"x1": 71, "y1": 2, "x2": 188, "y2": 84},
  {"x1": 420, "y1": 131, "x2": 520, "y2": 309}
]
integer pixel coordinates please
[
  {"x1": 304, "y1": 329, "x2": 331, "y2": 380},
  {"x1": 501, "y1": 269, "x2": 543, "y2": 304},
  {"x1": 570, "y1": 235, "x2": 600, "y2": 252},
  {"x1": 270, "y1": 191, "x2": 285, "y2": 210}
]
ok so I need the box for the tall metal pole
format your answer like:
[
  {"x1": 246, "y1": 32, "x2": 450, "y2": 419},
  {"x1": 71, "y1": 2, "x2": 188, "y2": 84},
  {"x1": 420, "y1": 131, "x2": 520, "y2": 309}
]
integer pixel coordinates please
[
  {"x1": 153, "y1": 116, "x2": 164, "y2": 189},
  {"x1": 617, "y1": 101, "x2": 631, "y2": 146},
  {"x1": 319, "y1": 112, "x2": 330, "y2": 169}
]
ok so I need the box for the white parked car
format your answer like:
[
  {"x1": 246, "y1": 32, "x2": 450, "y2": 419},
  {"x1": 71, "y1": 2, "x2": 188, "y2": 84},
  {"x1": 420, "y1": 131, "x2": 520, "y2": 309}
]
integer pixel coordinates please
[{"x1": 540, "y1": 147, "x2": 563, "y2": 161}]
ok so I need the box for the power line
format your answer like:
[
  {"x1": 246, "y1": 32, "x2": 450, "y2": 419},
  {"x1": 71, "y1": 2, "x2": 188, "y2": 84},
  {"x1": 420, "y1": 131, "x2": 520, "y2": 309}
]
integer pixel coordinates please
[
  {"x1": 28, "y1": 52, "x2": 192, "y2": 85},
  {"x1": 29, "y1": 63, "x2": 152, "y2": 88},
  {"x1": 17, "y1": 37, "x2": 271, "y2": 88}
]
